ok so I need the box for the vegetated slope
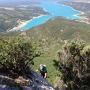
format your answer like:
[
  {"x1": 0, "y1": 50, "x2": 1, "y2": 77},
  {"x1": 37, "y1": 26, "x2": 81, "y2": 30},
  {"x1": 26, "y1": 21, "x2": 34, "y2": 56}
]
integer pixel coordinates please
[
  {"x1": 20, "y1": 17, "x2": 90, "y2": 85},
  {"x1": 1, "y1": 17, "x2": 90, "y2": 88},
  {"x1": 58, "y1": 40, "x2": 90, "y2": 90},
  {"x1": 26, "y1": 17, "x2": 90, "y2": 45},
  {"x1": 2, "y1": 17, "x2": 90, "y2": 85},
  {"x1": 0, "y1": 36, "x2": 55, "y2": 90}
]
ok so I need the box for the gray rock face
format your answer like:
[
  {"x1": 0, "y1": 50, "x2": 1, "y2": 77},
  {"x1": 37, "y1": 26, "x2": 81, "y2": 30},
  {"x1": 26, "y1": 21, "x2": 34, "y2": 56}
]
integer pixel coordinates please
[
  {"x1": 0, "y1": 85, "x2": 19, "y2": 90},
  {"x1": 0, "y1": 71, "x2": 55, "y2": 90},
  {"x1": 27, "y1": 71, "x2": 55, "y2": 90}
]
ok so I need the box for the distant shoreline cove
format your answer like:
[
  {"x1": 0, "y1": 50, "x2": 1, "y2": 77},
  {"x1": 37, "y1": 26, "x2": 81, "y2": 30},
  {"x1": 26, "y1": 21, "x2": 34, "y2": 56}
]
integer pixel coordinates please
[
  {"x1": 8, "y1": 15, "x2": 45, "y2": 32},
  {"x1": 8, "y1": 2, "x2": 85, "y2": 32}
]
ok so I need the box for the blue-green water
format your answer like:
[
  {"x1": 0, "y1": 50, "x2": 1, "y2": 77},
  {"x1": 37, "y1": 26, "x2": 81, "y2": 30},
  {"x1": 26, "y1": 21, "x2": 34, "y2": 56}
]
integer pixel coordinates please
[{"x1": 20, "y1": 1, "x2": 81, "y2": 31}]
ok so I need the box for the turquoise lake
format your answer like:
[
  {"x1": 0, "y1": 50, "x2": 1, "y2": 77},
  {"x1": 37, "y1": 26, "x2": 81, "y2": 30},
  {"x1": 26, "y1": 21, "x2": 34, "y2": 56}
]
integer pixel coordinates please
[{"x1": 20, "y1": 1, "x2": 81, "y2": 31}]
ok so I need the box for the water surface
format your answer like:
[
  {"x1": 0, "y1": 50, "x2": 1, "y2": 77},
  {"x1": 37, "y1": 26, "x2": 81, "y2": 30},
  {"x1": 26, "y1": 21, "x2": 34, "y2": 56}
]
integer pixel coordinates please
[{"x1": 20, "y1": 1, "x2": 81, "y2": 31}]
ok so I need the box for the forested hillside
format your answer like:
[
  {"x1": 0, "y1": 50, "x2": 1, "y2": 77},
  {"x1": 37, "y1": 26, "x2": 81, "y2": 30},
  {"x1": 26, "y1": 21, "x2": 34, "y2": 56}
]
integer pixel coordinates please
[{"x1": 25, "y1": 17, "x2": 90, "y2": 45}]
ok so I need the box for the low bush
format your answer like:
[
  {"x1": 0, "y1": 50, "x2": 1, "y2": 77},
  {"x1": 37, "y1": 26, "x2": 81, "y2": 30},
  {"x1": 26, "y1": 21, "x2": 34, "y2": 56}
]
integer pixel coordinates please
[
  {"x1": 58, "y1": 40, "x2": 90, "y2": 90},
  {"x1": 0, "y1": 37, "x2": 39, "y2": 77}
]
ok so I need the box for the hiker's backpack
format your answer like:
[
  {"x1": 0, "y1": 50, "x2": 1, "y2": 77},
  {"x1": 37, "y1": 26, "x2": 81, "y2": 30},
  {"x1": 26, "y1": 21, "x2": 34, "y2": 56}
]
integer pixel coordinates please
[{"x1": 42, "y1": 66, "x2": 47, "y2": 73}]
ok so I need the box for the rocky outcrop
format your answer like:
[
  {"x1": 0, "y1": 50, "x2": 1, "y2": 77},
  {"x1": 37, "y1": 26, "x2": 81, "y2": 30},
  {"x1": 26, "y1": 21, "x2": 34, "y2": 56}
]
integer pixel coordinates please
[
  {"x1": 0, "y1": 71, "x2": 55, "y2": 90},
  {"x1": 26, "y1": 71, "x2": 55, "y2": 90}
]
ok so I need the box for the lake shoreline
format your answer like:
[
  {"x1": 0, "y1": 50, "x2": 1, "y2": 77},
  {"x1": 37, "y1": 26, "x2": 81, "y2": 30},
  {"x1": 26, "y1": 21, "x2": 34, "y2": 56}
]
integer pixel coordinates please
[
  {"x1": 8, "y1": 2, "x2": 86, "y2": 32},
  {"x1": 8, "y1": 12, "x2": 86, "y2": 32},
  {"x1": 8, "y1": 14, "x2": 45, "y2": 32}
]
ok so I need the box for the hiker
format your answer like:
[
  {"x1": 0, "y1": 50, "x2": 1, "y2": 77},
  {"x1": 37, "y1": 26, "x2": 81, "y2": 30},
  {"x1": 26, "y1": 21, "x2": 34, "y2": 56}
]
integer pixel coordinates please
[{"x1": 39, "y1": 64, "x2": 47, "y2": 78}]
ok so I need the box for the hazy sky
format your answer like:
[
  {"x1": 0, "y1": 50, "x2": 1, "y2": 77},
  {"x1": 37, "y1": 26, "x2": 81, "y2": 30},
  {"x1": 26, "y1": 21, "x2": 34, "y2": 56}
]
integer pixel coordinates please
[
  {"x1": 0, "y1": 0, "x2": 56, "y2": 4},
  {"x1": 0, "y1": 0, "x2": 53, "y2": 6},
  {"x1": 0, "y1": 0, "x2": 51, "y2": 1},
  {"x1": 0, "y1": 0, "x2": 41, "y2": 4},
  {"x1": 0, "y1": 0, "x2": 70, "y2": 5},
  {"x1": 0, "y1": 0, "x2": 55, "y2": 2}
]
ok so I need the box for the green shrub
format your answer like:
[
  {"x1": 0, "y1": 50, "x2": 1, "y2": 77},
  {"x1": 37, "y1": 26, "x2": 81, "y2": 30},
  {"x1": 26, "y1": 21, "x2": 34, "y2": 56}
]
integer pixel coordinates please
[
  {"x1": 58, "y1": 40, "x2": 90, "y2": 90},
  {"x1": 0, "y1": 37, "x2": 39, "y2": 77}
]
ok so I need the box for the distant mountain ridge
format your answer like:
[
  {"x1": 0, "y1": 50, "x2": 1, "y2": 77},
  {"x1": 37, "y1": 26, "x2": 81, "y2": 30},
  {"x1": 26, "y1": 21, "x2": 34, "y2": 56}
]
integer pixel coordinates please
[{"x1": 71, "y1": 0, "x2": 90, "y2": 3}]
